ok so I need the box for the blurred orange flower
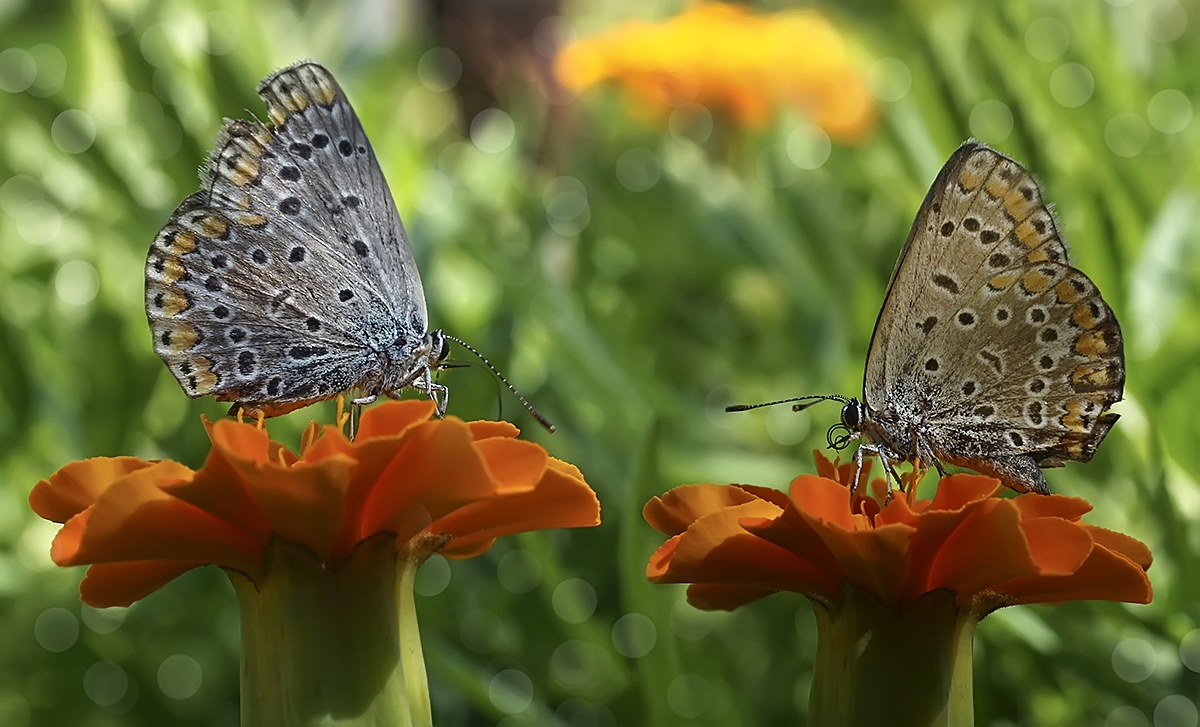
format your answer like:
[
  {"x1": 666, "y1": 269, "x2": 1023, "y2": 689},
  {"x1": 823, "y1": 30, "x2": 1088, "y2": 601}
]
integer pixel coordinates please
[
  {"x1": 645, "y1": 452, "x2": 1152, "y2": 614},
  {"x1": 555, "y1": 4, "x2": 876, "y2": 141},
  {"x1": 30, "y1": 400, "x2": 600, "y2": 608}
]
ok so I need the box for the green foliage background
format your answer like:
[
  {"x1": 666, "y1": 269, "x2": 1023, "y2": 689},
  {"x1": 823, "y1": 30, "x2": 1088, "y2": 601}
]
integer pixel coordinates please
[{"x1": 1, "y1": 0, "x2": 1197, "y2": 725}]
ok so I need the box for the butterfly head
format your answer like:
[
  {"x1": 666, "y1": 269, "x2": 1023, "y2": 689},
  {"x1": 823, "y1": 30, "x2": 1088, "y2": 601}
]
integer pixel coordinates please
[
  {"x1": 429, "y1": 328, "x2": 451, "y2": 368},
  {"x1": 825, "y1": 398, "x2": 865, "y2": 450}
]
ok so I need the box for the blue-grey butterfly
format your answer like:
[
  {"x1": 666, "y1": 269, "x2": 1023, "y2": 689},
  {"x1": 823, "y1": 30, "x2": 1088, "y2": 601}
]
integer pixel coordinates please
[
  {"x1": 732, "y1": 142, "x2": 1124, "y2": 496},
  {"x1": 145, "y1": 60, "x2": 550, "y2": 429}
]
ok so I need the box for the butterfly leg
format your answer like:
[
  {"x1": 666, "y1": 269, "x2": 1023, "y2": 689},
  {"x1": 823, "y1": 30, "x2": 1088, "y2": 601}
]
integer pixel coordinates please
[
  {"x1": 910, "y1": 435, "x2": 948, "y2": 486},
  {"x1": 414, "y1": 366, "x2": 450, "y2": 417}
]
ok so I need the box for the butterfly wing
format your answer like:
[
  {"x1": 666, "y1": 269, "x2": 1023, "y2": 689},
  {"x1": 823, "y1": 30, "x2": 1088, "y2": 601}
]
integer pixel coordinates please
[
  {"x1": 146, "y1": 61, "x2": 420, "y2": 414},
  {"x1": 862, "y1": 143, "x2": 1123, "y2": 490},
  {"x1": 255, "y1": 62, "x2": 429, "y2": 335}
]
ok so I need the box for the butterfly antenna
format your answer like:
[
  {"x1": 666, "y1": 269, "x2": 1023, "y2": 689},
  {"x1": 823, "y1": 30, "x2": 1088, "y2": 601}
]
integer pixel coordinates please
[
  {"x1": 726, "y1": 394, "x2": 848, "y2": 413},
  {"x1": 443, "y1": 334, "x2": 556, "y2": 433}
]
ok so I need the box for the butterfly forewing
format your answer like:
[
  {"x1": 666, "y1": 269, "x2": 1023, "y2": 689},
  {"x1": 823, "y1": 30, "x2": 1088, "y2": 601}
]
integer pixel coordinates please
[{"x1": 255, "y1": 62, "x2": 429, "y2": 333}]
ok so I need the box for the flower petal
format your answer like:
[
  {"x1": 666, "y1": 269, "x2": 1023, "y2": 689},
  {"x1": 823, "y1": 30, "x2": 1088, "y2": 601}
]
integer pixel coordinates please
[
  {"x1": 997, "y1": 542, "x2": 1153, "y2": 605},
  {"x1": 644, "y1": 484, "x2": 763, "y2": 536},
  {"x1": 51, "y1": 464, "x2": 262, "y2": 574},
  {"x1": 358, "y1": 419, "x2": 496, "y2": 545},
  {"x1": 79, "y1": 561, "x2": 203, "y2": 608},
  {"x1": 649, "y1": 500, "x2": 836, "y2": 600},
  {"x1": 474, "y1": 438, "x2": 548, "y2": 493},
  {"x1": 1012, "y1": 494, "x2": 1093, "y2": 522},
  {"x1": 247, "y1": 455, "x2": 356, "y2": 560},
  {"x1": 168, "y1": 421, "x2": 276, "y2": 543},
  {"x1": 925, "y1": 499, "x2": 1041, "y2": 602},
  {"x1": 437, "y1": 463, "x2": 600, "y2": 557},
  {"x1": 742, "y1": 507, "x2": 843, "y2": 600},
  {"x1": 789, "y1": 475, "x2": 855, "y2": 529},
  {"x1": 30, "y1": 457, "x2": 161, "y2": 523},
  {"x1": 1082, "y1": 524, "x2": 1153, "y2": 569},
  {"x1": 929, "y1": 474, "x2": 1001, "y2": 511},
  {"x1": 1021, "y1": 517, "x2": 1093, "y2": 576},
  {"x1": 355, "y1": 399, "x2": 437, "y2": 441},
  {"x1": 468, "y1": 421, "x2": 520, "y2": 440}
]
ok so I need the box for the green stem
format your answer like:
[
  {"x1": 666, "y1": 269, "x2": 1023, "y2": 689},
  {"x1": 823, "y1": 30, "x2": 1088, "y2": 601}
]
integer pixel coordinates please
[
  {"x1": 808, "y1": 585, "x2": 976, "y2": 727},
  {"x1": 229, "y1": 534, "x2": 432, "y2": 727},
  {"x1": 398, "y1": 546, "x2": 432, "y2": 725}
]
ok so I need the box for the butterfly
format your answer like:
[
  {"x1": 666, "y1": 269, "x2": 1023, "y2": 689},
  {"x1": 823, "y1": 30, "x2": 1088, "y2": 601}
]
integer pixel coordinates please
[
  {"x1": 145, "y1": 60, "x2": 550, "y2": 429},
  {"x1": 733, "y1": 142, "x2": 1124, "y2": 496}
]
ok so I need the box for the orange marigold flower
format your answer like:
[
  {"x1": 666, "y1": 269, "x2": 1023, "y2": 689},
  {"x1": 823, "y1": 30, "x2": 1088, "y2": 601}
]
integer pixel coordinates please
[
  {"x1": 645, "y1": 451, "x2": 1151, "y2": 614},
  {"x1": 645, "y1": 452, "x2": 1151, "y2": 724},
  {"x1": 30, "y1": 399, "x2": 600, "y2": 608},
  {"x1": 554, "y1": 4, "x2": 876, "y2": 142}
]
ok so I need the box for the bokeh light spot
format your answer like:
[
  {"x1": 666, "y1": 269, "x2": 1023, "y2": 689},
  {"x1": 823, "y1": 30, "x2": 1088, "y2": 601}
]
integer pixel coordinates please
[
  {"x1": 1107, "y1": 706, "x2": 1151, "y2": 727},
  {"x1": 1144, "y1": 0, "x2": 1187, "y2": 43},
  {"x1": 667, "y1": 673, "x2": 711, "y2": 718},
  {"x1": 51, "y1": 109, "x2": 96, "y2": 154},
  {"x1": 1113, "y1": 637, "x2": 1157, "y2": 682},
  {"x1": 489, "y1": 668, "x2": 534, "y2": 714},
  {"x1": 615, "y1": 148, "x2": 660, "y2": 192},
  {"x1": 611, "y1": 613, "x2": 657, "y2": 658},
  {"x1": 670, "y1": 599, "x2": 715, "y2": 640},
  {"x1": 15, "y1": 199, "x2": 62, "y2": 245},
  {"x1": 1155, "y1": 695, "x2": 1199, "y2": 727},
  {"x1": 786, "y1": 124, "x2": 831, "y2": 170},
  {"x1": 1179, "y1": 629, "x2": 1200, "y2": 672},
  {"x1": 1049, "y1": 63, "x2": 1095, "y2": 108},
  {"x1": 497, "y1": 548, "x2": 542, "y2": 594},
  {"x1": 417, "y1": 47, "x2": 463, "y2": 92},
  {"x1": 157, "y1": 654, "x2": 203, "y2": 700},
  {"x1": 83, "y1": 660, "x2": 128, "y2": 706},
  {"x1": 1148, "y1": 90, "x2": 1192, "y2": 134},
  {"x1": 867, "y1": 57, "x2": 912, "y2": 102},
  {"x1": 55, "y1": 260, "x2": 99, "y2": 306},
  {"x1": 968, "y1": 99, "x2": 1014, "y2": 143},
  {"x1": 28, "y1": 44, "x2": 67, "y2": 97},
  {"x1": 767, "y1": 404, "x2": 811, "y2": 446},
  {"x1": 544, "y1": 176, "x2": 590, "y2": 235},
  {"x1": 414, "y1": 553, "x2": 451, "y2": 597},
  {"x1": 1025, "y1": 17, "x2": 1070, "y2": 61},
  {"x1": 471, "y1": 108, "x2": 516, "y2": 154},
  {"x1": 550, "y1": 640, "x2": 608, "y2": 690},
  {"x1": 1105, "y1": 113, "x2": 1149, "y2": 157},
  {"x1": 460, "y1": 608, "x2": 506, "y2": 653},
  {"x1": 81, "y1": 605, "x2": 127, "y2": 634},
  {"x1": 0, "y1": 48, "x2": 35, "y2": 93},
  {"x1": 33, "y1": 607, "x2": 78, "y2": 652},
  {"x1": 552, "y1": 578, "x2": 597, "y2": 623}
]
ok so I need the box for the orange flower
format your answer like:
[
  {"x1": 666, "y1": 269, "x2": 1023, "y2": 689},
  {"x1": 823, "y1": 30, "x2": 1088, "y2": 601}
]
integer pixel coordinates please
[
  {"x1": 645, "y1": 452, "x2": 1151, "y2": 614},
  {"x1": 554, "y1": 4, "x2": 876, "y2": 141},
  {"x1": 30, "y1": 399, "x2": 600, "y2": 608}
]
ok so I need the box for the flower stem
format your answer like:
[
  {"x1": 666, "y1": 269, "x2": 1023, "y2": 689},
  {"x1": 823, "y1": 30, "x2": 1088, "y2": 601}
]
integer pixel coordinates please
[
  {"x1": 808, "y1": 585, "x2": 976, "y2": 727},
  {"x1": 230, "y1": 534, "x2": 430, "y2": 727},
  {"x1": 398, "y1": 546, "x2": 431, "y2": 725}
]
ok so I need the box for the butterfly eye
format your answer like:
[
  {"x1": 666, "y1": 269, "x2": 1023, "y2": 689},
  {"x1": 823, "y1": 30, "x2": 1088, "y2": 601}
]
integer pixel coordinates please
[
  {"x1": 436, "y1": 332, "x2": 450, "y2": 361},
  {"x1": 840, "y1": 401, "x2": 862, "y2": 430}
]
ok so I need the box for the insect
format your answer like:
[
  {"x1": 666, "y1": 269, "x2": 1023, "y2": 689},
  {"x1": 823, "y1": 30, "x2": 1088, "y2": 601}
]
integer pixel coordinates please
[
  {"x1": 731, "y1": 142, "x2": 1124, "y2": 497},
  {"x1": 145, "y1": 60, "x2": 551, "y2": 430}
]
